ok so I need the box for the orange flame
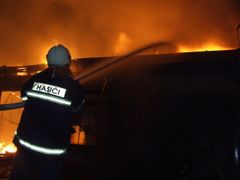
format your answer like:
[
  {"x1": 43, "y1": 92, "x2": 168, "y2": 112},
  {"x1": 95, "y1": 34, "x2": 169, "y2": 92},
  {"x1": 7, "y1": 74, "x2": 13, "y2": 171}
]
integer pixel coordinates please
[
  {"x1": 177, "y1": 42, "x2": 231, "y2": 53},
  {"x1": 0, "y1": 142, "x2": 17, "y2": 154},
  {"x1": 114, "y1": 32, "x2": 132, "y2": 55}
]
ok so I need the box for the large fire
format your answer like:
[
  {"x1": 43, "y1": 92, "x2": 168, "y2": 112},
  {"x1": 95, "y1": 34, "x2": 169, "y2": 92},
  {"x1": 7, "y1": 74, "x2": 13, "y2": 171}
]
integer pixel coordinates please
[
  {"x1": 177, "y1": 42, "x2": 231, "y2": 53},
  {"x1": 112, "y1": 32, "x2": 233, "y2": 55}
]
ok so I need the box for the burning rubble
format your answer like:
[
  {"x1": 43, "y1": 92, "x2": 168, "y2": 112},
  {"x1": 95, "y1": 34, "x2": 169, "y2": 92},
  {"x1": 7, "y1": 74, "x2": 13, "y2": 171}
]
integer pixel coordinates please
[{"x1": 0, "y1": 143, "x2": 16, "y2": 155}]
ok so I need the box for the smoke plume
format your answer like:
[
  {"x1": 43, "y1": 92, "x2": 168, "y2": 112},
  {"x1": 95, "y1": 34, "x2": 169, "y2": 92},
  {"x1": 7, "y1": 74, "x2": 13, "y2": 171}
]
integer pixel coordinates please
[{"x1": 0, "y1": 0, "x2": 239, "y2": 66}]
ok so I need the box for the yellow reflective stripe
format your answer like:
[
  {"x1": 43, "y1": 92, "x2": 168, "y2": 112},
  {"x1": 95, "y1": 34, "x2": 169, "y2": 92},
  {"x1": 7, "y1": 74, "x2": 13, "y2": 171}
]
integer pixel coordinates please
[
  {"x1": 19, "y1": 139, "x2": 66, "y2": 155},
  {"x1": 26, "y1": 91, "x2": 71, "y2": 106}
]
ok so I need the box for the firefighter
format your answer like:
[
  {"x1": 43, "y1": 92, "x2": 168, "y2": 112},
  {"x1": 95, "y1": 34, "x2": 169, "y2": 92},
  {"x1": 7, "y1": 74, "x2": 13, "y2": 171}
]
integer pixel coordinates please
[{"x1": 10, "y1": 45, "x2": 85, "y2": 180}]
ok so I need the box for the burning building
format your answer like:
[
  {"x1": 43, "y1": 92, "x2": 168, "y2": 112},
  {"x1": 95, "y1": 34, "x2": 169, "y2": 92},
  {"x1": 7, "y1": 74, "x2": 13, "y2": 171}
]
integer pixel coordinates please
[
  {"x1": 0, "y1": 47, "x2": 240, "y2": 179},
  {"x1": 0, "y1": 0, "x2": 240, "y2": 179}
]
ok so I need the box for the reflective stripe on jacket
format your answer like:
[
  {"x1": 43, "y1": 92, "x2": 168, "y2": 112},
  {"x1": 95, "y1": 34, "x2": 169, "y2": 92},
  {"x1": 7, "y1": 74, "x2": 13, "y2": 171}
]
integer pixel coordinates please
[{"x1": 15, "y1": 132, "x2": 66, "y2": 155}]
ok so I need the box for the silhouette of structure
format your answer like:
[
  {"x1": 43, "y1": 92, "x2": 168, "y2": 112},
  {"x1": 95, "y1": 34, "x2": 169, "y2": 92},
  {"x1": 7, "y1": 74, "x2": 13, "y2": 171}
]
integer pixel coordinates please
[{"x1": 1, "y1": 49, "x2": 240, "y2": 180}]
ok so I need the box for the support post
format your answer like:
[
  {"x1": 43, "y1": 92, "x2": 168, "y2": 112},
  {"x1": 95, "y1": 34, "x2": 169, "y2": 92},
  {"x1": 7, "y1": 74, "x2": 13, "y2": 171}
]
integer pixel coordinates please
[{"x1": 237, "y1": 24, "x2": 240, "y2": 49}]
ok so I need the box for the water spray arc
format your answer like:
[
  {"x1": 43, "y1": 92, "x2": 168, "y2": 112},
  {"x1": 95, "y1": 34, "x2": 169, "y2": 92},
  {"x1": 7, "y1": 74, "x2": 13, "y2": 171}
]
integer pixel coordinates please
[{"x1": 73, "y1": 41, "x2": 172, "y2": 81}]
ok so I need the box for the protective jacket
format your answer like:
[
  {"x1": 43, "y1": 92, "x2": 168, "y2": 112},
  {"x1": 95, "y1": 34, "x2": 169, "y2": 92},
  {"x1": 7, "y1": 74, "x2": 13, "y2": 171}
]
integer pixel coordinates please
[{"x1": 13, "y1": 67, "x2": 85, "y2": 155}]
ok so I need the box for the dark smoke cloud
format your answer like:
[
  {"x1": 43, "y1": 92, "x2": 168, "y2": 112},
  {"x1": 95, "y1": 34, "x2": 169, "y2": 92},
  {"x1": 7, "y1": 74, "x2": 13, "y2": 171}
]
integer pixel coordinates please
[{"x1": 0, "y1": 0, "x2": 239, "y2": 66}]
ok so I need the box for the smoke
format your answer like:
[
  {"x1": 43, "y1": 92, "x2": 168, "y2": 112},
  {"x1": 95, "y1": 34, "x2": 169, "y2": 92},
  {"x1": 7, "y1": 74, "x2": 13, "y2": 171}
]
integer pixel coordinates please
[{"x1": 0, "y1": 0, "x2": 239, "y2": 66}]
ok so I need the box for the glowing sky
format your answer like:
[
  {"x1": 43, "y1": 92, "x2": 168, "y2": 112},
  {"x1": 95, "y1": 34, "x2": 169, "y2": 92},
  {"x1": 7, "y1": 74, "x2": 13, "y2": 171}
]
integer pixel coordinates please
[{"x1": 0, "y1": 0, "x2": 239, "y2": 66}]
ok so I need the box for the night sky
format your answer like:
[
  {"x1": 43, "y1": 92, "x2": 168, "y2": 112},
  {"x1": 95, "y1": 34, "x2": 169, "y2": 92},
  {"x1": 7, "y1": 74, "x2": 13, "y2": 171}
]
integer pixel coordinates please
[{"x1": 0, "y1": 0, "x2": 239, "y2": 66}]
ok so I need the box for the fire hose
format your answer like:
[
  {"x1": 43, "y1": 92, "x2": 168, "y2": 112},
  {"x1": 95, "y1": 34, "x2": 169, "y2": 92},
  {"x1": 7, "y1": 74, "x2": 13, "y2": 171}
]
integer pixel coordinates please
[
  {"x1": 0, "y1": 101, "x2": 26, "y2": 111},
  {"x1": 0, "y1": 41, "x2": 171, "y2": 111}
]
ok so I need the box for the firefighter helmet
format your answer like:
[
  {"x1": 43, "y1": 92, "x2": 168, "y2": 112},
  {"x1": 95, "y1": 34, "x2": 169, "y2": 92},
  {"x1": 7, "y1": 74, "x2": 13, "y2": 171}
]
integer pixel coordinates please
[{"x1": 46, "y1": 45, "x2": 71, "y2": 66}]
